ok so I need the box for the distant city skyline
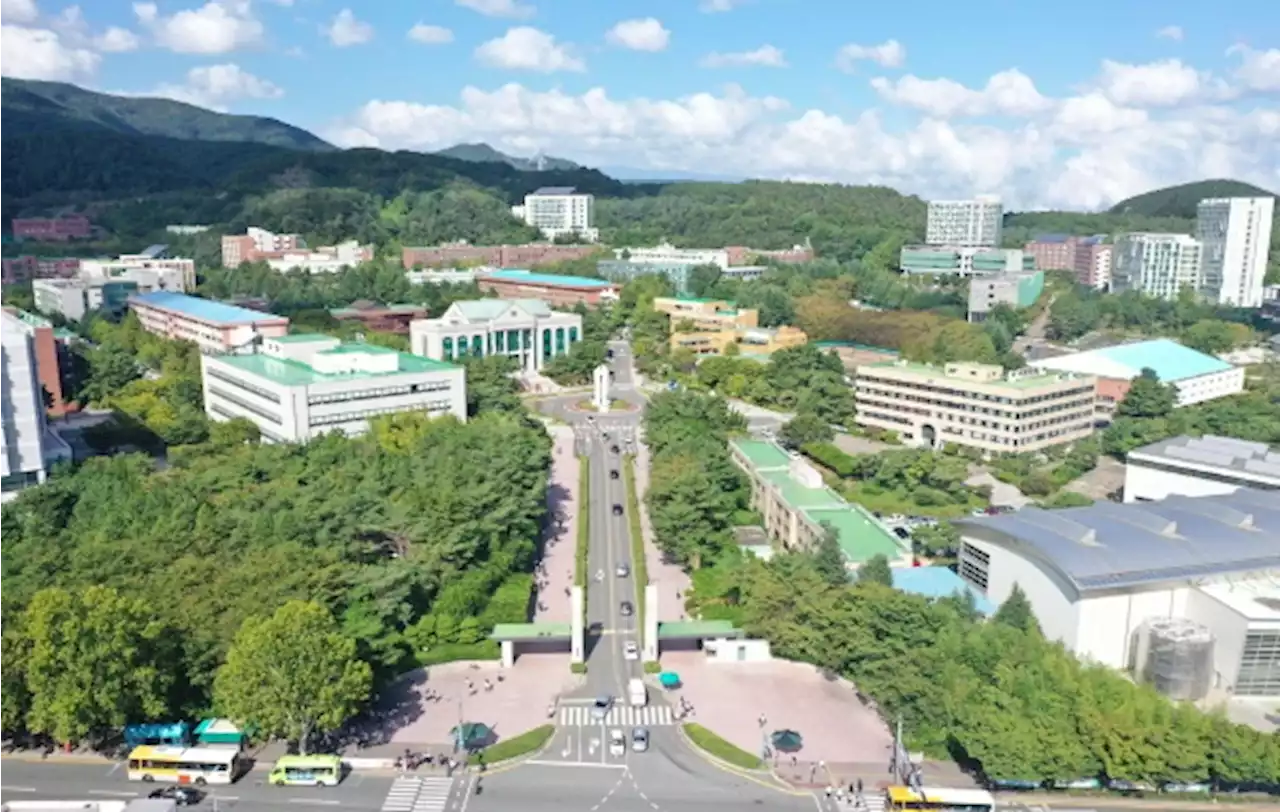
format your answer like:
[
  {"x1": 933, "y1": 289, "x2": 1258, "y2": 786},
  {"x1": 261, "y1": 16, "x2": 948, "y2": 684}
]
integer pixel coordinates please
[{"x1": 0, "y1": 0, "x2": 1277, "y2": 209}]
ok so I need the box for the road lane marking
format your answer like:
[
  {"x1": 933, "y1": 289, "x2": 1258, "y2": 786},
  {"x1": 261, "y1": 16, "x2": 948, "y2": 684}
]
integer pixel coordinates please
[
  {"x1": 523, "y1": 760, "x2": 626, "y2": 769},
  {"x1": 290, "y1": 798, "x2": 339, "y2": 805},
  {"x1": 89, "y1": 789, "x2": 138, "y2": 797},
  {"x1": 214, "y1": 795, "x2": 240, "y2": 801},
  {"x1": 1, "y1": 786, "x2": 37, "y2": 792}
]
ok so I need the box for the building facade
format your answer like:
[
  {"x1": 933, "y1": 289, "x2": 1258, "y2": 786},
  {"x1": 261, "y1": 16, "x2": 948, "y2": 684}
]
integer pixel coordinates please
[
  {"x1": 1022, "y1": 235, "x2": 1111, "y2": 288},
  {"x1": 730, "y1": 438, "x2": 907, "y2": 566},
  {"x1": 512, "y1": 187, "x2": 599, "y2": 242},
  {"x1": 221, "y1": 227, "x2": 303, "y2": 267},
  {"x1": 617, "y1": 243, "x2": 730, "y2": 269},
  {"x1": 2, "y1": 310, "x2": 72, "y2": 501},
  {"x1": 12, "y1": 215, "x2": 92, "y2": 241},
  {"x1": 33, "y1": 278, "x2": 137, "y2": 321},
  {"x1": 967, "y1": 271, "x2": 1044, "y2": 321},
  {"x1": 405, "y1": 268, "x2": 483, "y2": 285},
  {"x1": 899, "y1": 246, "x2": 1035, "y2": 276},
  {"x1": 597, "y1": 259, "x2": 696, "y2": 294},
  {"x1": 926, "y1": 196, "x2": 1003, "y2": 247},
  {"x1": 672, "y1": 325, "x2": 808, "y2": 356},
  {"x1": 1124, "y1": 435, "x2": 1280, "y2": 502},
  {"x1": 201, "y1": 334, "x2": 466, "y2": 444},
  {"x1": 1, "y1": 256, "x2": 81, "y2": 285},
  {"x1": 129, "y1": 291, "x2": 291, "y2": 354},
  {"x1": 854, "y1": 361, "x2": 1096, "y2": 453},
  {"x1": 2, "y1": 308, "x2": 72, "y2": 416},
  {"x1": 81, "y1": 254, "x2": 195, "y2": 292},
  {"x1": 401, "y1": 243, "x2": 599, "y2": 269},
  {"x1": 1111, "y1": 233, "x2": 1204, "y2": 300},
  {"x1": 410, "y1": 298, "x2": 582, "y2": 372},
  {"x1": 1196, "y1": 197, "x2": 1276, "y2": 308},
  {"x1": 330, "y1": 302, "x2": 427, "y2": 334},
  {"x1": 266, "y1": 241, "x2": 374, "y2": 274},
  {"x1": 653, "y1": 297, "x2": 759, "y2": 331},
  {"x1": 724, "y1": 245, "x2": 813, "y2": 265},
  {"x1": 476, "y1": 269, "x2": 619, "y2": 308}
]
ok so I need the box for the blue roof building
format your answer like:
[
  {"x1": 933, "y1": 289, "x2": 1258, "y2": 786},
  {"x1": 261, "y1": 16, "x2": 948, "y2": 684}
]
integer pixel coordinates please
[
  {"x1": 892, "y1": 566, "x2": 996, "y2": 616},
  {"x1": 1031, "y1": 338, "x2": 1244, "y2": 408},
  {"x1": 128, "y1": 291, "x2": 290, "y2": 354}
]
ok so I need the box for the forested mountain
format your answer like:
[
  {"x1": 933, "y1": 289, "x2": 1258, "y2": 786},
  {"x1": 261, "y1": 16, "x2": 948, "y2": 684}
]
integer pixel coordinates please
[
  {"x1": 435, "y1": 142, "x2": 579, "y2": 171},
  {"x1": 1, "y1": 78, "x2": 332, "y2": 151},
  {"x1": 1109, "y1": 179, "x2": 1276, "y2": 218}
]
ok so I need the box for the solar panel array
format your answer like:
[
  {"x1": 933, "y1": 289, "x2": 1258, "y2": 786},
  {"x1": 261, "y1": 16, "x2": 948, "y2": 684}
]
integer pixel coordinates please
[
  {"x1": 962, "y1": 490, "x2": 1280, "y2": 593},
  {"x1": 1140, "y1": 435, "x2": 1280, "y2": 481}
]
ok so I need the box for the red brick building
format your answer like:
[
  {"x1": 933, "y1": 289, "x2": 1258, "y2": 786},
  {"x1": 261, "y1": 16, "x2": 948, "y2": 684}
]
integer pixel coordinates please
[
  {"x1": 1023, "y1": 235, "x2": 1112, "y2": 289},
  {"x1": 1, "y1": 256, "x2": 82, "y2": 284},
  {"x1": 402, "y1": 243, "x2": 600, "y2": 270},
  {"x1": 330, "y1": 301, "x2": 428, "y2": 334},
  {"x1": 476, "y1": 270, "x2": 619, "y2": 308},
  {"x1": 724, "y1": 245, "x2": 814, "y2": 266},
  {"x1": 12, "y1": 215, "x2": 92, "y2": 242},
  {"x1": 2, "y1": 307, "x2": 74, "y2": 416}
]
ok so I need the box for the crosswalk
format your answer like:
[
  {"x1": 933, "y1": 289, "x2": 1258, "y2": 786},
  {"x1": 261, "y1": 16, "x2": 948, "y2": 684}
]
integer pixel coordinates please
[
  {"x1": 559, "y1": 704, "x2": 674, "y2": 727},
  {"x1": 820, "y1": 794, "x2": 885, "y2": 812},
  {"x1": 380, "y1": 776, "x2": 455, "y2": 812}
]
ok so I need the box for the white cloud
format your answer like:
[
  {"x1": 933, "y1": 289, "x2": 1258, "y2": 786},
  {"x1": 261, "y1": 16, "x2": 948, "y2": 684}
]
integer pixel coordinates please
[
  {"x1": 95, "y1": 26, "x2": 140, "y2": 52},
  {"x1": 133, "y1": 0, "x2": 263, "y2": 54},
  {"x1": 0, "y1": 24, "x2": 99, "y2": 81},
  {"x1": 456, "y1": 0, "x2": 534, "y2": 20},
  {"x1": 152, "y1": 63, "x2": 283, "y2": 111},
  {"x1": 1096, "y1": 59, "x2": 1205, "y2": 107},
  {"x1": 871, "y1": 69, "x2": 1050, "y2": 118},
  {"x1": 605, "y1": 18, "x2": 669, "y2": 52},
  {"x1": 326, "y1": 8, "x2": 372, "y2": 47},
  {"x1": 835, "y1": 39, "x2": 905, "y2": 71},
  {"x1": 701, "y1": 45, "x2": 786, "y2": 69},
  {"x1": 2, "y1": 0, "x2": 39, "y2": 24},
  {"x1": 1155, "y1": 25, "x2": 1184, "y2": 41},
  {"x1": 1228, "y1": 45, "x2": 1280, "y2": 93},
  {"x1": 475, "y1": 27, "x2": 582, "y2": 72},
  {"x1": 408, "y1": 23, "x2": 453, "y2": 45},
  {"x1": 699, "y1": 0, "x2": 744, "y2": 12}
]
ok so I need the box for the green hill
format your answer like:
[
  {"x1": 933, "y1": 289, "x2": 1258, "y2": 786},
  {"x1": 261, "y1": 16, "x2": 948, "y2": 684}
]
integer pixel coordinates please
[
  {"x1": 1110, "y1": 179, "x2": 1276, "y2": 219},
  {"x1": 435, "y1": 142, "x2": 580, "y2": 172},
  {"x1": 1, "y1": 77, "x2": 334, "y2": 151}
]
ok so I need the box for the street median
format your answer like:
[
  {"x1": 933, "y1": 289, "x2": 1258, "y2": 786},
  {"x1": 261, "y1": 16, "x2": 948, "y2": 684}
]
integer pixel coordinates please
[
  {"x1": 575, "y1": 455, "x2": 589, "y2": 626},
  {"x1": 681, "y1": 723, "x2": 764, "y2": 771}
]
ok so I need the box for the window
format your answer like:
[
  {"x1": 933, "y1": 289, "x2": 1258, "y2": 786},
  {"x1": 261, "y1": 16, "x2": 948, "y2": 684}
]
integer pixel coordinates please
[
  {"x1": 206, "y1": 367, "x2": 281, "y2": 403},
  {"x1": 958, "y1": 542, "x2": 990, "y2": 592},
  {"x1": 209, "y1": 386, "x2": 282, "y2": 424},
  {"x1": 443, "y1": 337, "x2": 454, "y2": 358},
  {"x1": 1237, "y1": 631, "x2": 1280, "y2": 696}
]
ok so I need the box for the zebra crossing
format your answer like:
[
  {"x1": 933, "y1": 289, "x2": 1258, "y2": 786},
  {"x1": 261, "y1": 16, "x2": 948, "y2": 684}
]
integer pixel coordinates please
[
  {"x1": 819, "y1": 793, "x2": 884, "y2": 812},
  {"x1": 558, "y1": 704, "x2": 674, "y2": 727},
  {"x1": 380, "y1": 776, "x2": 456, "y2": 812}
]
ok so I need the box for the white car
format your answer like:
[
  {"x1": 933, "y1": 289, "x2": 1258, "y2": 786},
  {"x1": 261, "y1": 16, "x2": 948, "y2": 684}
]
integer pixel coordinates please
[
  {"x1": 623, "y1": 641, "x2": 640, "y2": 660},
  {"x1": 609, "y1": 729, "x2": 626, "y2": 757}
]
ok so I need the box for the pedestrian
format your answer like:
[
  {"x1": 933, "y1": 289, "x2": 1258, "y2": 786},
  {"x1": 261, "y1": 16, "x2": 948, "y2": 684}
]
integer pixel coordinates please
[
  {"x1": 824, "y1": 787, "x2": 832, "y2": 799},
  {"x1": 856, "y1": 778, "x2": 863, "y2": 795},
  {"x1": 791, "y1": 754, "x2": 797, "y2": 767},
  {"x1": 484, "y1": 678, "x2": 493, "y2": 692}
]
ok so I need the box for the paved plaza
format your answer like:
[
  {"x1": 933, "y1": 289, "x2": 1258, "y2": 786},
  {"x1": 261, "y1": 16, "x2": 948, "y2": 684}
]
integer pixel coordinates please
[{"x1": 533, "y1": 425, "x2": 578, "y2": 624}]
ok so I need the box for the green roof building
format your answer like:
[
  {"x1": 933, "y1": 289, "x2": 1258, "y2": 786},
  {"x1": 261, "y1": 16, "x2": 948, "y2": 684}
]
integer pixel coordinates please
[{"x1": 729, "y1": 438, "x2": 907, "y2": 567}]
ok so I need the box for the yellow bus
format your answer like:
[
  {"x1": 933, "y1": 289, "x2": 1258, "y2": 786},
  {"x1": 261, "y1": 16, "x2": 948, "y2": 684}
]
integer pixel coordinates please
[
  {"x1": 268, "y1": 754, "x2": 344, "y2": 787},
  {"x1": 127, "y1": 745, "x2": 243, "y2": 785},
  {"x1": 885, "y1": 786, "x2": 996, "y2": 812}
]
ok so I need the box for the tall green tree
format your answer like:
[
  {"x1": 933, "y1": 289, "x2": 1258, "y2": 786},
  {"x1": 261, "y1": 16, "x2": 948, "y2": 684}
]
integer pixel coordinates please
[
  {"x1": 24, "y1": 586, "x2": 177, "y2": 745},
  {"x1": 993, "y1": 584, "x2": 1040, "y2": 635},
  {"x1": 462, "y1": 355, "x2": 523, "y2": 416},
  {"x1": 214, "y1": 601, "x2": 372, "y2": 754},
  {"x1": 1117, "y1": 368, "x2": 1177, "y2": 419},
  {"x1": 779, "y1": 412, "x2": 833, "y2": 449},
  {"x1": 856, "y1": 554, "x2": 894, "y2": 587},
  {"x1": 811, "y1": 523, "x2": 848, "y2": 587}
]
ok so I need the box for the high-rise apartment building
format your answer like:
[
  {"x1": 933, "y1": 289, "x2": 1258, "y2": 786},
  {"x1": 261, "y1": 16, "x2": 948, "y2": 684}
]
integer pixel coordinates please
[
  {"x1": 1196, "y1": 197, "x2": 1276, "y2": 308},
  {"x1": 1111, "y1": 233, "x2": 1203, "y2": 301},
  {"x1": 511, "y1": 187, "x2": 599, "y2": 243},
  {"x1": 1022, "y1": 235, "x2": 1112, "y2": 289},
  {"x1": 926, "y1": 196, "x2": 1003, "y2": 247}
]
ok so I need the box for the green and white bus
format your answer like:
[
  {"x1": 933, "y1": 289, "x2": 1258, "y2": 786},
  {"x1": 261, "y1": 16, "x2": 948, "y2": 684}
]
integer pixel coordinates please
[{"x1": 268, "y1": 755, "x2": 344, "y2": 787}]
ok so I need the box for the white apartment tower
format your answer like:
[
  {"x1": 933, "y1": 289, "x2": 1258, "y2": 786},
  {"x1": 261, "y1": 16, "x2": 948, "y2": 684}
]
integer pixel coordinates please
[
  {"x1": 927, "y1": 196, "x2": 1003, "y2": 247},
  {"x1": 1111, "y1": 233, "x2": 1204, "y2": 301},
  {"x1": 1196, "y1": 197, "x2": 1275, "y2": 308},
  {"x1": 512, "y1": 187, "x2": 599, "y2": 243}
]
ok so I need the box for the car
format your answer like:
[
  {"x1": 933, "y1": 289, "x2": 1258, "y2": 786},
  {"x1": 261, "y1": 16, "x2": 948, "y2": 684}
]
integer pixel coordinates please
[
  {"x1": 620, "y1": 601, "x2": 634, "y2": 617},
  {"x1": 609, "y1": 729, "x2": 626, "y2": 756},
  {"x1": 631, "y1": 727, "x2": 649, "y2": 752},
  {"x1": 591, "y1": 696, "x2": 613, "y2": 721},
  {"x1": 610, "y1": 444, "x2": 620, "y2": 454},
  {"x1": 612, "y1": 504, "x2": 624, "y2": 516},
  {"x1": 623, "y1": 640, "x2": 640, "y2": 660},
  {"x1": 149, "y1": 787, "x2": 205, "y2": 806},
  {"x1": 893, "y1": 526, "x2": 911, "y2": 540},
  {"x1": 610, "y1": 469, "x2": 620, "y2": 480},
  {"x1": 616, "y1": 563, "x2": 630, "y2": 577}
]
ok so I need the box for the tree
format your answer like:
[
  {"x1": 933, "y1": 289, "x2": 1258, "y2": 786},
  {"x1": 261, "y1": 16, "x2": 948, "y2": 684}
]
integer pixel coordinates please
[
  {"x1": 687, "y1": 264, "x2": 722, "y2": 297},
  {"x1": 856, "y1": 554, "x2": 893, "y2": 587},
  {"x1": 1117, "y1": 368, "x2": 1177, "y2": 419},
  {"x1": 462, "y1": 355, "x2": 522, "y2": 416},
  {"x1": 779, "y1": 412, "x2": 833, "y2": 449},
  {"x1": 993, "y1": 584, "x2": 1040, "y2": 635},
  {"x1": 24, "y1": 586, "x2": 176, "y2": 745},
  {"x1": 912, "y1": 521, "x2": 959, "y2": 557},
  {"x1": 812, "y1": 523, "x2": 848, "y2": 587},
  {"x1": 214, "y1": 601, "x2": 373, "y2": 754},
  {"x1": 1, "y1": 618, "x2": 32, "y2": 735},
  {"x1": 79, "y1": 344, "x2": 142, "y2": 404}
]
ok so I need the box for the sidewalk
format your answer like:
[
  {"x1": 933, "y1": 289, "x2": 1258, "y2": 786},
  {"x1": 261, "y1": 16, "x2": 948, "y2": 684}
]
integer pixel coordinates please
[{"x1": 534, "y1": 425, "x2": 578, "y2": 623}]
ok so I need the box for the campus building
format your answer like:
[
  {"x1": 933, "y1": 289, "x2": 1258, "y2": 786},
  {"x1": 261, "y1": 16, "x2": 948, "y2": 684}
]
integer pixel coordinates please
[
  {"x1": 405, "y1": 268, "x2": 483, "y2": 285},
  {"x1": 475, "y1": 269, "x2": 619, "y2": 308},
  {"x1": 729, "y1": 438, "x2": 907, "y2": 567},
  {"x1": 1196, "y1": 197, "x2": 1275, "y2": 308},
  {"x1": 201, "y1": 334, "x2": 466, "y2": 444},
  {"x1": 511, "y1": 187, "x2": 599, "y2": 243},
  {"x1": 401, "y1": 243, "x2": 599, "y2": 270},
  {"x1": 617, "y1": 243, "x2": 730, "y2": 269},
  {"x1": 1030, "y1": 338, "x2": 1243, "y2": 412},
  {"x1": 653, "y1": 297, "x2": 759, "y2": 331},
  {"x1": 967, "y1": 270, "x2": 1044, "y2": 322},
  {"x1": 2, "y1": 310, "x2": 72, "y2": 502},
  {"x1": 410, "y1": 299, "x2": 582, "y2": 372},
  {"x1": 672, "y1": 325, "x2": 808, "y2": 357},
  {"x1": 1111, "y1": 233, "x2": 1204, "y2": 301},
  {"x1": 1124, "y1": 435, "x2": 1280, "y2": 503},
  {"x1": 1, "y1": 256, "x2": 81, "y2": 285},
  {"x1": 955, "y1": 490, "x2": 1280, "y2": 698},
  {"x1": 222, "y1": 227, "x2": 373, "y2": 273},
  {"x1": 12, "y1": 214, "x2": 92, "y2": 241},
  {"x1": 926, "y1": 196, "x2": 1003, "y2": 247},
  {"x1": 330, "y1": 302, "x2": 427, "y2": 334},
  {"x1": 1023, "y1": 235, "x2": 1112, "y2": 289},
  {"x1": 2, "y1": 308, "x2": 73, "y2": 416},
  {"x1": 33, "y1": 277, "x2": 137, "y2": 321},
  {"x1": 129, "y1": 291, "x2": 291, "y2": 355},
  {"x1": 724, "y1": 244, "x2": 814, "y2": 265},
  {"x1": 853, "y1": 361, "x2": 1096, "y2": 453},
  {"x1": 221, "y1": 227, "x2": 302, "y2": 266},
  {"x1": 597, "y1": 260, "x2": 696, "y2": 294},
  {"x1": 898, "y1": 246, "x2": 1035, "y2": 276}
]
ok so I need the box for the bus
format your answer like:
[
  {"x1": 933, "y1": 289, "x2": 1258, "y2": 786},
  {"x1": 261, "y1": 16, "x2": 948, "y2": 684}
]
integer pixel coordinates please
[
  {"x1": 885, "y1": 786, "x2": 995, "y2": 812},
  {"x1": 268, "y1": 755, "x2": 344, "y2": 787},
  {"x1": 127, "y1": 745, "x2": 243, "y2": 786}
]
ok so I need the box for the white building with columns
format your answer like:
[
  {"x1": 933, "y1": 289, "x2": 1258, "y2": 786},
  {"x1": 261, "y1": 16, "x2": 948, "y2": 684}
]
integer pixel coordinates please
[{"x1": 410, "y1": 299, "x2": 583, "y2": 372}]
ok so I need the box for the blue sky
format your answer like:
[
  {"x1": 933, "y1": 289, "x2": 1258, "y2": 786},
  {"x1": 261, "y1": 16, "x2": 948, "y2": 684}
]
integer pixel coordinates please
[{"x1": 2, "y1": 0, "x2": 1278, "y2": 208}]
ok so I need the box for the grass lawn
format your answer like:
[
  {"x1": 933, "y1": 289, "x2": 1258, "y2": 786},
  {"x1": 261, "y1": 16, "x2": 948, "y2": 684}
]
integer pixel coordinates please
[
  {"x1": 843, "y1": 482, "x2": 985, "y2": 518},
  {"x1": 479, "y1": 724, "x2": 554, "y2": 763},
  {"x1": 683, "y1": 723, "x2": 763, "y2": 770},
  {"x1": 414, "y1": 641, "x2": 500, "y2": 667}
]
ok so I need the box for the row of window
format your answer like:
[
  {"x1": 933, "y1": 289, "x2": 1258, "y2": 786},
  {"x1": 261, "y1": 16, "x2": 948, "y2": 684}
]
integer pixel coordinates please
[
  {"x1": 857, "y1": 391, "x2": 1093, "y2": 429},
  {"x1": 857, "y1": 384, "x2": 1094, "y2": 415},
  {"x1": 309, "y1": 400, "x2": 454, "y2": 427},
  {"x1": 1237, "y1": 631, "x2": 1280, "y2": 696},
  {"x1": 208, "y1": 386, "x2": 282, "y2": 424},
  {"x1": 206, "y1": 366, "x2": 282, "y2": 403},
  {"x1": 1128, "y1": 459, "x2": 1279, "y2": 490},
  {"x1": 958, "y1": 542, "x2": 991, "y2": 591},
  {"x1": 307, "y1": 380, "x2": 451, "y2": 406},
  {"x1": 209, "y1": 403, "x2": 287, "y2": 443}
]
